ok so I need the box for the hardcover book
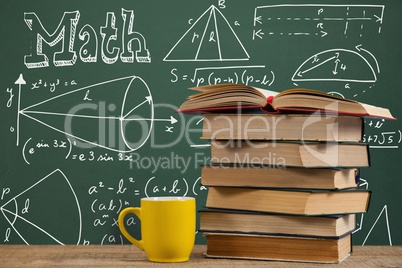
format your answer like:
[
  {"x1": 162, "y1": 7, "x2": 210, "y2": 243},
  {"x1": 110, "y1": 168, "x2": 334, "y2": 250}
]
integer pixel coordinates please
[
  {"x1": 204, "y1": 232, "x2": 352, "y2": 263},
  {"x1": 201, "y1": 113, "x2": 364, "y2": 142},
  {"x1": 205, "y1": 186, "x2": 371, "y2": 215},
  {"x1": 201, "y1": 165, "x2": 359, "y2": 190},
  {"x1": 199, "y1": 208, "x2": 356, "y2": 238},
  {"x1": 210, "y1": 140, "x2": 370, "y2": 168}
]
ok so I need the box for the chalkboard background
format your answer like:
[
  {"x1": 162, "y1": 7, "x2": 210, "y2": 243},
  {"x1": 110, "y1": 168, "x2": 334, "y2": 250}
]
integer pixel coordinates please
[{"x1": 0, "y1": 0, "x2": 401, "y2": 245}]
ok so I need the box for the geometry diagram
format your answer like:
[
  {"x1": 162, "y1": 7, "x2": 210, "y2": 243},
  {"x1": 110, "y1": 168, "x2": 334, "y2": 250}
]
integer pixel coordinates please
[
  {"x1": 20, "y1": 75, "x2": 154, "y2": 153},
  {"x1": 164, "y1": 5, "x2": 249, "y2": 62},
  {"x1": 352, "y1": 178, "x2": 393, "y2": 246},
  {"x1": 1, "y1": 169, "x2": 82, "y2": 245},
  {"x1": 292, "y1": 48, "x2": 378, "y2": 83},
  {"x1": 253, "y1": 4, "x2": 385, "y2": 39},
  {"x1": 361, "y1": 205, "x2": 393, "y2": 246}
]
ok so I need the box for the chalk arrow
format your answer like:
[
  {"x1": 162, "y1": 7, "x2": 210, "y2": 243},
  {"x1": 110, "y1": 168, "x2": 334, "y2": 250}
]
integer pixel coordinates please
[
  {"x1": 125, "y1": 116, "x2": 178, "y2": 125},
  {"x1": 374, "y1": 14, "x2": 382, "y2": 23},
  {"x1": 169, "y1": 116, "x2": 178, "y2": 124},
  {"x1": 123, "y1": 96, "x2": 152, "y2": 118},
  {"x1": 15, "y1": 74, "x2": 26, "y2": 146},
  {"x1": 254, "y1": 16, "x2": 262, "y2": 25},
  {"x1": 356, "y1": 44, "x2": 380, "y2": 73},
  {"x1": 152, "y1": 116, "x2": 177, "y2": 124},
  {"x1": 253, "y1": 29, "x2": 264, "y2": 40},
  {"x1": 332, "y1": 59, "x2": 340, "y2": 75},
  {"x1": 15, "y1": 74, "x2": 26, "y2": 85}
]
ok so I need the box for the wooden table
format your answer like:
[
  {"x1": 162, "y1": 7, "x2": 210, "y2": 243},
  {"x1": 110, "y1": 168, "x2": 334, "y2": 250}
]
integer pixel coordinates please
[{"x1": 0, "y1": 245, "x2": 401, "y2": 267}]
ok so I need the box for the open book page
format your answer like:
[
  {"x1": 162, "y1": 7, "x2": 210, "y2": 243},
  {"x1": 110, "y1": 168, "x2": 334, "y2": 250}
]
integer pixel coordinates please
[
  {"x1": 254, "y1": 87, "x2": 279, "y2": 98},
  {"x1": 190, "y1": 84, "x2": 278, "y2": 98},
  {"x1": 360, "y1": 102, "x2": 395, "y2": 119},
  {"x1": 179, "y1": 84, "x2": 395, "y2": 119}
]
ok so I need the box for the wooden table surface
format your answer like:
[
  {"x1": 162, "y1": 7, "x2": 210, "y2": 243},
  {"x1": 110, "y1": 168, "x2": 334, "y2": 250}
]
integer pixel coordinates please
[{"x1": 0, "y1": 245, "x2": 401, "y2": 267}]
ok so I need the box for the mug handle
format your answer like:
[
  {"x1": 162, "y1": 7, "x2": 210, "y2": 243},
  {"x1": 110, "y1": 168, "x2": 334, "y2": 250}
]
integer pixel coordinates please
[{"x1": 118, "y1": 207, "x2": 144, "y2": 250}]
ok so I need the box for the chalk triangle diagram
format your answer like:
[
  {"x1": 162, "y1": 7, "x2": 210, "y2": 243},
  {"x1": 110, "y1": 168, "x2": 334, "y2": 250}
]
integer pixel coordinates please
[
  {"x1": 361, "y1": 205, "x2": 393, "y2": 246},
  {"x1": 0, "y1": 169, "x2": 82, "y2": 244},
  {"x1": 20, "y1": 76, "x2": 154, "y2": 153},
  {"x1": 164, "y1": 5, "x2": 249, "y2": 61},
  {"x1": 292, "y1": 49, "x2": 377, "y2": 83}
]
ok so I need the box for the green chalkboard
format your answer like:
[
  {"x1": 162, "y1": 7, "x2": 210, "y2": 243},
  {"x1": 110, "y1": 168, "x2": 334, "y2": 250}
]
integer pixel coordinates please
[{"x1": 0, "y1": 0, "x2": 401, "y2": 245}]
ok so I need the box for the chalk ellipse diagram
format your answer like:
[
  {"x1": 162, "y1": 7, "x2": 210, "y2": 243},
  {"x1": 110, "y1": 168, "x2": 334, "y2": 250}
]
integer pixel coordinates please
[
  {"x1": 20, "y1": 76, "x2": 154, "y2": 153},
  {"x1": 292, "y1": 49, "x2": 378, "y2": 83}
]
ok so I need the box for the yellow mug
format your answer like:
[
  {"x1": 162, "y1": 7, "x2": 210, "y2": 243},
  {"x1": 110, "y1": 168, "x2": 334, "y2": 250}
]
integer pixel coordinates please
[{"x1": 118, "y1": 196, "x2": 196, "y2": 263}]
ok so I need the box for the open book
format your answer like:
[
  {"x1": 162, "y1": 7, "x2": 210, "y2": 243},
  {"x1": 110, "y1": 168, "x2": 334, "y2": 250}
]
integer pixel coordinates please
[{"x1": 177, "y1": 84, "x2": 395, "y2": 119}]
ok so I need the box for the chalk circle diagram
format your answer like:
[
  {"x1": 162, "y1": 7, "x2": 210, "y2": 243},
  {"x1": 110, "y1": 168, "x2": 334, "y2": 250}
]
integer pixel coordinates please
[
  {"x1": 0, "y1": 169, "x2": 82, "y2": 244},
  {"x1": 292, "y1": 48, "x2": 379, "y2": 83},
  {"x1": 164, "y1": 5, "x2": 249, "y2": 61},
  {"x1": 20, "y1": 76, "x2": 154, "y2": 153}
]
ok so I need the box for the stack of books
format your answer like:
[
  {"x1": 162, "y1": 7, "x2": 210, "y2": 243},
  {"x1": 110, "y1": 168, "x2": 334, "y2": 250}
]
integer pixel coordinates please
[{"x1": 178, "y1": 84, "x2": 395, "y2": 263}]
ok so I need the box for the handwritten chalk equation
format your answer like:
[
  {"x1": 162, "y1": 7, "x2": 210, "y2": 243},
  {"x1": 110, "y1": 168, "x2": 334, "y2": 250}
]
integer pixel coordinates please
[
  {"x1": 364, "y1": 118, "x2": 401, "y2": 149},
  {"x1": 171, "y1": 65, "x2": 275, "y2": 87},
  {"x1": 22, "y1": 137, "x2": 73, "y2": 165},
  {"x1": 85, "y1": 175, "x2": 205, "y2": 244},
  {"x1": 144, "y1": 176, "x2": 206, "y2": 197},
  {"x1": 364, "y1": 131, "x2": 401, "y2": 149},
  {"x1": 30, "y1": 78, "x2": 78, "y2": 92},
  {"x1": 20, "y1": 136, "x2": 185, "y2": 166},
  {"x1": 88, "y1": 176, "x2": 205, "y2": 225}
]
